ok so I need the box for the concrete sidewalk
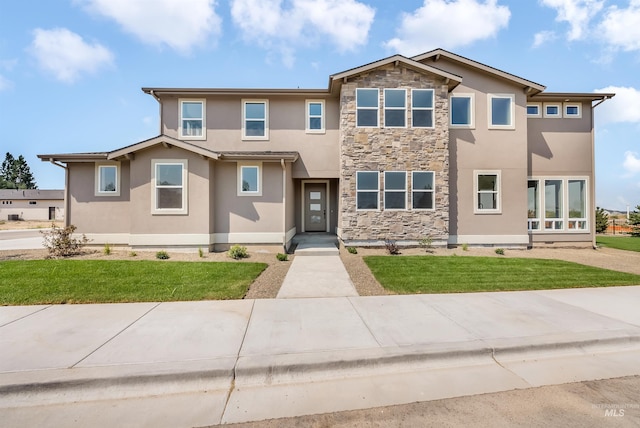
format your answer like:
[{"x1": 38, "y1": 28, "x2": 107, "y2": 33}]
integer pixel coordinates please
[{"x1": 2, "y1": 287, "x2": 640, "y2": 427}]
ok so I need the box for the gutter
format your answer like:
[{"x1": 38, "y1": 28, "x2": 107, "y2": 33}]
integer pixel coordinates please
[{"x1": 48, "y1": 159, "x2": 70, "y2": 228}]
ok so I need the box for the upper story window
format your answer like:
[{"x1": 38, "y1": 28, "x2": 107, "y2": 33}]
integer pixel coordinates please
[
  {"x1": 450, "y1": 93, "x2": 474, "y2": 128},
  {"x1": 384, "y1": 89, "x2": 406, "y2": 128},
  {"x1": 356, "y1": 88, "x2": 379, "y2": 127},
  {"x1": 412, "y1": 171, "x2": 434, "y2": 210},
  {"x1": 179, "y1": 99, "x2": 205, "y2": 139},
  {"x1": 152, "y1": 159, "x2": 188, "y2": 215},
  {"x1": 564, "y1": 103, "x2": 582, "y2": 118},
  {"x1": 475, "y1": 171, "x2": 501, "y2": 214},
  {"x1": 526, "y1": 103, "x2": 542, "y2": 118},
  {"x1": 544, "y1": 103, "x2": 561, "y2": 118},
  {"x1": 356, "y1": 171, "x2": 379, "y2": 210},
  {"x1": 488, "y1": 94, "x2": 514, "y2": 129},
  {"x1": 384, "y1": 171, "x2": 407, "y2": 210},
  {"x1": 95, "y1": 162, "x2": 120, "y2": 197},
  {"x1": 243, "y1": 100, "x2": 268, "y2": 140},
  {"x1": 237, "y1": 163, "x2": 262, "y2": 196},
  {"x1": 306, "y1": 100, "x2": 325, "y2": 133},
  {"x1": 412, "y1": 89, "x2": 434, "y2": 128}
]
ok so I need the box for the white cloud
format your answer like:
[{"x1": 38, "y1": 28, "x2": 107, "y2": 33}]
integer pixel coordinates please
[
  {"x1": 540, "y1": 0, "x2": 604, "y2": 41},
  {"x1": 599, "y1": 0, "x2": 640, "y2": 52},
  {"x1": 0, "y1": 74, "x2": 13, "y2": 91},
  {"x1": 532, "y1": 30, "x2": 557, "y2": 48},
  {"x1": 594, "y1": 86, "x2": 640, "y2": 125},
  {"x1": 383, "y1": 0, "x2": 510, "y2": 56},
  {"x1": 75, "y1": 0, "x2": 221, "y2": 53},
  {"x1": 0, "y1": 59, "x2": 18, "y2": 71},
  {"x1": 623, "y1": 151, "x2": 640, "y2": 175},
  {"x1": 230, "y1": 0, "x2": 375, "y2": 65},
  {"x1": 29, "y1": 28, "x2": 114, "y2": 83}
]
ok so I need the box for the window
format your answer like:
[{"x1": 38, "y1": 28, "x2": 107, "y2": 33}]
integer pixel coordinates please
[
  {"x1": 488, "y1": 94, "x2": 514, "y2": 129},
  {"x1": 356, "y1": 171, "x2": 379, "y2": 210},
  {"x1": 527, "y1": 103, "x2": 541, "y2": 118},
  {"x1": 152, "y1": 160, "x2": 187, "y2": 214},
  {"x1": 412, "y1": 171, "x2": 434, "y2": 210},
  {"x1": 384, "y1": 171, "x2": 406, "y2": 210},
  {"x1": 243, "y1": 100, "x2": 268, "y2": 139},
  {"x1": 450, "y1": 94, "x2": 474, "y2": 127},
  {"x1": 527, "y1": 180, "x2": 540, "y2": 231},
  {"x1": 179, "y1": 99, "x2": 205, "y2": 139},
  {"x1": 412, "y1": 89, "x2": 434, "y2": 128},
  {"x1": 306, "y1": 100, "x2": 325, "y2": 133},
  {"x1": 544, "y1": 179, "x2": 563, "y2": 230},
  {"x1": 475, "y1": 171, "x2": 500, "y2": 213},
  {"x1": 568, "y1": 179, "x2": 587, "y2": 230},
  {"x1": 384, "y1": 89, "x2": 406, "y2": 127},
  {"x1": 238, "y1": 163, "x2": 262, "y2": 196},
  {"x1": 564, "y1": 103, "x2": 582, "y2": 118},
  {"x1": 356, "y1": 88, "x2": 379, "y2": 127},
  {"x1": 95, "y1": 163, "x2": 120, "y2": 196},
  {"x1": 544, "y1": 103, "x2": 561, "y2": 118}
]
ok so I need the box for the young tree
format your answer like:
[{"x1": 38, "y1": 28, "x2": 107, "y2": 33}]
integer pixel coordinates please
[
  {"x1": 0, "y1": 152, "x2": 16, "y2": 188},
  {"x1": 630, "y1": 205, "x2": 640, "y2": 237},
  {"x1": 595, "y1": 207, "x2": 609, "y2": 234},
  {"x1": 0, "y1": 152, "x2": 37, "y2": 189}
]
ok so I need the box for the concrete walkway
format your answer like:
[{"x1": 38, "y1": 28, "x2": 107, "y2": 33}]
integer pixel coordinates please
[
  {"x1": 2, "y1": 285, "x2": 640, "y2": 427},
  {"x1": 277, "y1": 234, "x2": 358, "y2": 298}
]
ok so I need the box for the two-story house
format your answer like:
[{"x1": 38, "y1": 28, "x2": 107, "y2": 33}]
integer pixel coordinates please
[{"x1": 39, "y1": 49, "x2": 613, "y2": 251}]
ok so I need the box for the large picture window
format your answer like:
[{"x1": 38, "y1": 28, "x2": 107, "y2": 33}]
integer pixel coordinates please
[
  {"x1": 356, "y1": 88, "x2": 379, "y2": 127},
  {"x1": 243, "y1": 100, "x2": 268, "y2": 139},
  {"x1": 544, "y1": 179, "x2": 563, "y2": 230},
  {"x1": 180, "y1": 100, "x2": 204, "y2": 139},
  {"x1": 568, "y1": 179, "x2": 587, "y2": 230},
  {"x1": 412, "y1": 171, "x2": 434, "y2": 209},
  {"x1": 530, "y1": 177, "x2": 588, "y2": 232},
  {"x1": 384, "y1": 89, "x2": 406, "y2": 128},
  {"x1": 356, "y1": 171, "x2": 379, "y2": 210},
  {"x1": 384, "y1": 171, "x2": 406, "y2": 210},
  {"x1": 152, "y1": 160, "x2": 187, "y2": 214},
  {"x1": 412, "y1": 89, "x2": 434, "y2": 128},
  {"x1": 450, "y1": 94, "x2": 474, "y2": 127}
]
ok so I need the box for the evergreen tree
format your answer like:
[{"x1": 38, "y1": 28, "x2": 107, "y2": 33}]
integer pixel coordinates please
[
  {"x1": 630, "y1": 205, "x2": 640, "y2": 237},
  {"x1": 14, "y1": 155, "x2": 37, "y2": 189},
  {"x1": 595, "y1": 207, "x2": 609, "y2": 234},
  {"x1": 0, "y1": 152, "x2": 37, "y2": 189}
]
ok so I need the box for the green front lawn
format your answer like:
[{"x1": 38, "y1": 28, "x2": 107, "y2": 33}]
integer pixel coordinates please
[
  {"x1": 364, "y1": 255, "x2": 640, "y2": 294},
  {"x1": 596, "y1": 236, "x2": 640, "y2": 252},
  {"x1": 0, "y1": 260, "x2": 267, "y2": 305}
]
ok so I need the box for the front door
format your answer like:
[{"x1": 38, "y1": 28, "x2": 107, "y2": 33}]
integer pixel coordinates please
[{"x1": 304, "y1": 183, "x2": 327, "y2": 232}]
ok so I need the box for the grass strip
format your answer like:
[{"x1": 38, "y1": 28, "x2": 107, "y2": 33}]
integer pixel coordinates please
[{"x1": 596, "y1": 236, "x2": 640, "y2": 253}]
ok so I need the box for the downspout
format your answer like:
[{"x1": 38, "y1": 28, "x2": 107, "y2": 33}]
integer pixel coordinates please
[
  {"x1": 590, "y1": 96, "x2": 611, "y2": 249},
  {"x1": 49, "y1": 159, "x2": 69, "y2": 227},
  {"x1": 281, "y1": 159, "x2": 287, "y2": 251}
]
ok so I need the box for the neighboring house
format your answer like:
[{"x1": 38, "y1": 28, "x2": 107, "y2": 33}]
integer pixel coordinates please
[
  {"x1": 0, "y1": 189, "x2": 64, "y2": 221},
  {"x1": 38, "y1": 49, "x2": 613, "y2": 250}
]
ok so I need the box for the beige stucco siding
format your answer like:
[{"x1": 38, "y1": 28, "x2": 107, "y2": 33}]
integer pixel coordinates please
[{"x1": 67, "y1": 162, "x2": 130, "y2": 234}]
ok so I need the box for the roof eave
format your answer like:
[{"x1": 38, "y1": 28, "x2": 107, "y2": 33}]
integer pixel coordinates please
[
  {"x1": 141, "y1": 87, "x2": 331, "y2": 97},
  {"x1": 218, "y1": 151, "x2": 299, "y2": 162},
  {"x1": 529, "y1": 92, "x2": 616, "y2": 102},
  {"x1": 37, "y1": 153, "x2": 108, "y2": 163}
]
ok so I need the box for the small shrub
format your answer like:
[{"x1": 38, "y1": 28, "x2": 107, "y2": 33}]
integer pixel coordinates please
[
  {"x1": 103, "y1": 243, "x2": 111, "y2": 255},
  {"x1": 419, "y1": 236, "x2": 433, "y2": 252},
  {"x1": 347, "y1": 246, "x2": 358, "y2": 254},
  {"x1": 156, "y1": 250, "x2": 170, "y2": 260},
  {"x1": 462, "y1": 243, "x2": 469, "y2": 251},
  {"x1": 385, "y1": 239, "x2": 400, "y2": 255},
  {"x1": 129, "y1": 251, "x2": 137, "y2": 257},
  {"x1": 495, "y1": 248, "x2": 505, "y2": 255},
  {"x1": 228, "y1": 244, "x2": 249, "y2": 260},
  {"x1": 276, "y1": 253, "x2": 288, "y2": 261},
  {"x1": 41, "y1": 223, "x2": 89, "y2": 258},
  {"x1": 198, "y1": 247, "x2": 205, "y2": 258}
]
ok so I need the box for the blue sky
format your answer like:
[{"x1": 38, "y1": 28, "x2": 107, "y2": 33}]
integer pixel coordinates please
[{"x1": 1, "y1": 0, "x2": 639, "y2": 211}]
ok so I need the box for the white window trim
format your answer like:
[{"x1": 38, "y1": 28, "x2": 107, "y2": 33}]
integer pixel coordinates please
[
  {"x1": 237, "y1": 162, "x2": 263, "y2": 197},
  {"x1": 411, "y1": 171, "x2": 435, "y2": 211},
  {"x1": 488, "y1": 94, "x2": 515, "y2": 130},
  {"x1": 356, "y1": 88, "x2": 380, "y2": 128},
  {"x1": 356, "y1": 171, "x2": 380, "y2": 211},
  {"x1": 412, "y1": 89, "x2": 435, "y2": 129},
  {"x1": 543, "y1": 103, "x2": 562, "y2": 118},
  {"x1": 526, "y1": 102, "x2": 542, "y2": 118},
  {"x1": 563, "y1": 102, "x2": 582, "y2": 119},
  {"x1": 179, "y1": 99, "x2": 206, "y2": 140},
  {"x1": 305, "y1": 99, "x2": 325, "y2": 134},
  {"x1": 95, "y1": 162, "x2": 120, "y2": 197},
  {"x1": 384, "y1": 171, "x2": 407, "y2": 211},
  {"x1": 242, "y1": 99, "x2": 269, "y2": 140},
  {"x1": 474, "y1": 170, "x2": 501, "y2": 214},
  {"x1": 151, "y1": 159, "x2": 188, "y2": 215},
  {"x1": 383, "y1": 88, "x2": 407, "y2": 128},
  {"x1": 449, "y1": 93, "x2": 475, "y2": 129},
  {"x1": 530, "y1": 176, "x2": 589, "y2": 233},
  {"x1": 527, "y1": 179, "x2": 541, "y2": 231}
]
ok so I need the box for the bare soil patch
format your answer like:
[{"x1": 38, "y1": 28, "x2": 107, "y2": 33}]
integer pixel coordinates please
[{"x1": 0, "y1": 220, "x2": 62, "y2": 231}]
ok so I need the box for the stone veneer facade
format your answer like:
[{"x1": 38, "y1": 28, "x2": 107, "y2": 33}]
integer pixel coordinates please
[{"x1": 338, "y1": 64, "x2": 450, "y2": 245}]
